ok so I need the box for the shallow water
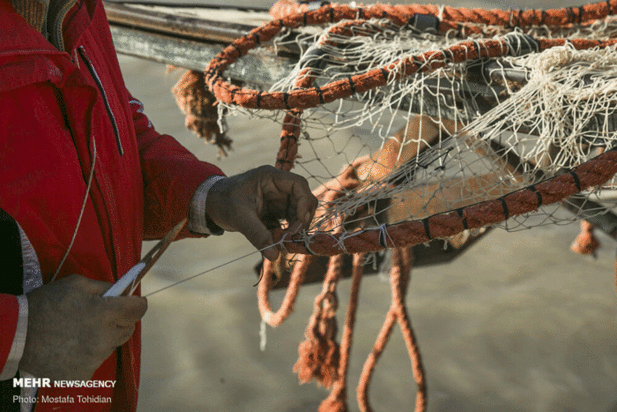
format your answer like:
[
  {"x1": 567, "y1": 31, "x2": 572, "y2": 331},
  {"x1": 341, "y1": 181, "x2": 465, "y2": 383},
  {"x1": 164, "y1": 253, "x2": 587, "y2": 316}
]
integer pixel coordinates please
[{"x1": 117, "y1": 1, "x2": 617, "y2": 411}]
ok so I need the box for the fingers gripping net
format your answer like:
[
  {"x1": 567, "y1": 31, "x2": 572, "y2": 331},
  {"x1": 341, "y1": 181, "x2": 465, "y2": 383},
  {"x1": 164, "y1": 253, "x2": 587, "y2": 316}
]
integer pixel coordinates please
[{"x1": 205, "y1": 2, "x2": 617, "y2": 411}]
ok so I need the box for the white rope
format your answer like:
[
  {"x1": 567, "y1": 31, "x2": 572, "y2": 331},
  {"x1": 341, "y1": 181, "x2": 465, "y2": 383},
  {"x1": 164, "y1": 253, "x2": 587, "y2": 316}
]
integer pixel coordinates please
[{"x1": 52, "y1": 135, "x2": 97, "y2": 281}]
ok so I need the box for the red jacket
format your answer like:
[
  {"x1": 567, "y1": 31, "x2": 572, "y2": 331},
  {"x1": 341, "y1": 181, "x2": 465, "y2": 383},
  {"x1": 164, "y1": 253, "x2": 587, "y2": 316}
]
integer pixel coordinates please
[{"x1": 0, "y1": 0, "x2": 223, "y2": 410}]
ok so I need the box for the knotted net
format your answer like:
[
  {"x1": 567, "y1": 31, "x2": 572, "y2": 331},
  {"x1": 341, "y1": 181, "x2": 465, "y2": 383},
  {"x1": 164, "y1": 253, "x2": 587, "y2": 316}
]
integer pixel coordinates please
[{"x1": 195, "y1": 2, "x2": 617, "y2": 410}]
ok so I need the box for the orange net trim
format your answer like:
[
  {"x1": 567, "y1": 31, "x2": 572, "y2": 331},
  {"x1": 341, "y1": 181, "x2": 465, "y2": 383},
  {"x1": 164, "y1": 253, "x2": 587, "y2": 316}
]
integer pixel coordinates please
[
  {"x1": 207, "y1": 36, "x2": 617, "y2": 111},
  {"x1": 205, "y1": 2, "x2": 617, "y2": 112},
  {"x1": 269, "y1": 1, "x2": 617, "y2": 27},
  {"x1": 272, "y1": 148, "x2": 617, "y2": 256}
]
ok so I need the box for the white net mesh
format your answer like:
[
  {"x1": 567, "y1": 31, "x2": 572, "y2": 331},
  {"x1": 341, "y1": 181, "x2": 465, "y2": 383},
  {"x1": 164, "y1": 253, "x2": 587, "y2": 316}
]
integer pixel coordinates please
[{"x1": 218, "y1": 14, "x2": 617, "y2": 240}]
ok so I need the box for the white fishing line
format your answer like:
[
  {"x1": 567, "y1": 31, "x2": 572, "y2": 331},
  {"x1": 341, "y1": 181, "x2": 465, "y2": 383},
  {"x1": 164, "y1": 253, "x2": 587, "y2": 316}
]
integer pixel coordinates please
[{"x1": 143, "y1": 240, "x2": 285, "y2": 297}]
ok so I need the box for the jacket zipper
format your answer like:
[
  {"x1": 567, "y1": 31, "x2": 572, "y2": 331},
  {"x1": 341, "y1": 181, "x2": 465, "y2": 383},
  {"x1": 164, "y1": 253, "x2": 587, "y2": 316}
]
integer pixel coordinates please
[{"x1": 77, "y1": 46, "x2": 124, "y2": 156}]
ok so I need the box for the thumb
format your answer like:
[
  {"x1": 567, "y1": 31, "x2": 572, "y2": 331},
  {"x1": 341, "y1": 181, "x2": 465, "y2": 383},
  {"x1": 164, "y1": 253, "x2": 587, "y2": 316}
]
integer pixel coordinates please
[
  {"x1": 111, "y1": 296, "x2": 148, "y2": 326},
  {"x1": 236, "y1": 209, "x2": 280, "y2": 261}
]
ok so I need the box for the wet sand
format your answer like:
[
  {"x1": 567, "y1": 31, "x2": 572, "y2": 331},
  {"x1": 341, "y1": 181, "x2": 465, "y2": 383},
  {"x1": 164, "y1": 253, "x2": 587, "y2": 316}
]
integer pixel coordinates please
[{"x1": 116, "y1": 1, "x2": 617, "y2": 410}]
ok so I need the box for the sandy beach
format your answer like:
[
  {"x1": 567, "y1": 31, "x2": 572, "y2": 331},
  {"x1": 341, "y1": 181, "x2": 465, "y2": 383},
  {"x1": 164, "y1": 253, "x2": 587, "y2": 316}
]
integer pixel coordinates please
[{"x1": 114, "y1": 1, "x2": 617, "y2": 411}]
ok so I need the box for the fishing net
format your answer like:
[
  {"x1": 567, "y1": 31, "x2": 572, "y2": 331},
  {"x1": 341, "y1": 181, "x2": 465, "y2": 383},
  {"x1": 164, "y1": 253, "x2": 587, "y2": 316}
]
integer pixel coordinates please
[{"x1": 188, "y1": 2, "x2": 617, "y2": 410}]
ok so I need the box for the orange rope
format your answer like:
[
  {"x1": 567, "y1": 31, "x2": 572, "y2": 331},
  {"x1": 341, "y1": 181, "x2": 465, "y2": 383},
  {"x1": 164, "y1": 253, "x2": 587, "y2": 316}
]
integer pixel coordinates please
[
  {"x1": 270, "y1": 0, "x2": 309, "y2": 20},
  {"x1": 319, "y1": 253, "x2": 366, "y2": 412},
  {"x1": 274, "y1": 149, "x2": 617, "y2": 256},
  {"x1": 172, "y1": 70, "x2": 232, "y2": 156},
  {"x1": 258, "y1": 139, "x2": 617, "y2": 411},
  {"x1": 258, "y1": 147, "x2": 364, "y2": 327},
  {"x1": 207, "y1": 36, "x2": 617, "y2": 112},
  {"x1": 571, "y1": 220, "x2": 601, "y2": 255},
  {"x1": 205, "y1": 2, "x2": 617, "y2": 112},
  {"x1": 268, "y1": 1, "x2": 617, "y2": 36},
  {"x1": 357, "y1": 246, "x2": 425, "y2": 412},
  {"x1": 258, "y1": 253, "x2": 315, "y2": 326},
  {"x1": 274, "y1": 18, "x2": 381, "y2": 170},
  {"x1": 268, "y1": 2, "x2": 617, "y2": 29},
  {"x1": 294, "y1": 253, "x2": 344, "y2": 388}
]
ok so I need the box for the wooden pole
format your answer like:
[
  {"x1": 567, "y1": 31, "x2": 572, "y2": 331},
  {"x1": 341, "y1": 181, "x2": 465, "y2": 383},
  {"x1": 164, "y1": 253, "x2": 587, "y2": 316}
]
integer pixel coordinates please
[{"x1": 104, "y1": 2, "x2": 261, "y2": 44}]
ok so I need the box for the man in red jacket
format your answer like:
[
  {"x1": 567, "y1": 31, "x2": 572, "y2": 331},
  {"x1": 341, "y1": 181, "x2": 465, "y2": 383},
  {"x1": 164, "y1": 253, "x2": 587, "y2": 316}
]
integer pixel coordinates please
[{"x1": 0, "y1": 0, "x2": 317, "y2": 411}]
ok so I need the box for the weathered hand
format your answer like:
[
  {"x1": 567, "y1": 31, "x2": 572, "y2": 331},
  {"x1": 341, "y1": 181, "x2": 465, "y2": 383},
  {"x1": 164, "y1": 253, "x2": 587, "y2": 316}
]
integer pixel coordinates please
[
  {"x1": 19, "y1": 274, "x2": 147, "y2": 380},
  {"x1": 206, "y1": 165, "x2": 318, "y2": 261}
]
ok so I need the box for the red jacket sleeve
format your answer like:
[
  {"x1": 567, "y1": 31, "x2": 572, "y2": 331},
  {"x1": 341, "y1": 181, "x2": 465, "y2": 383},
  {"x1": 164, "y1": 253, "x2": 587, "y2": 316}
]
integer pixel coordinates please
[
  {"x1": 129, "y1": 95, "x2": 225, "y2": 240},
  {"x1": 0, "y1": 294, "x2": 19, "y2": 378}
]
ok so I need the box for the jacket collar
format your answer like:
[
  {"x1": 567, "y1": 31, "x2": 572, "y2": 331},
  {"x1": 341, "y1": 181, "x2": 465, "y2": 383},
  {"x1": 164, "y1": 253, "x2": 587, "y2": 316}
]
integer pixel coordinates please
[
  {"x1": 0, "y1": 0, "x2": 85, "y2": 93},
  {"x1": 8, "y1": 0, "x2": 78, "y2": 51},
  {"x1": 0, "y1": 0, "x2": 61, "y2": 56}
]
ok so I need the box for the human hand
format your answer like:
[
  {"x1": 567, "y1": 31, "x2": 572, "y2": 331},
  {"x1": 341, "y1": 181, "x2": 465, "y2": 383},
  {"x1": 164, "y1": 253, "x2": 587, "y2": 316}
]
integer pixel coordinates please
[
  {"x1": 19, "y1": 274, "x2": 147, "y2": 380},
  {"x1": 205, "y1": 165, "x2": 318, "y2": 261}
]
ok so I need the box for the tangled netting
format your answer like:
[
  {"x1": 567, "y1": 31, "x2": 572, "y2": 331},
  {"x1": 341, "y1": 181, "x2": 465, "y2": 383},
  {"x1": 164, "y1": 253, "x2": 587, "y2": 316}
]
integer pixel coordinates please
[{"x1": 180, "y1": 1, "x2": 617, "y2": 410}]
